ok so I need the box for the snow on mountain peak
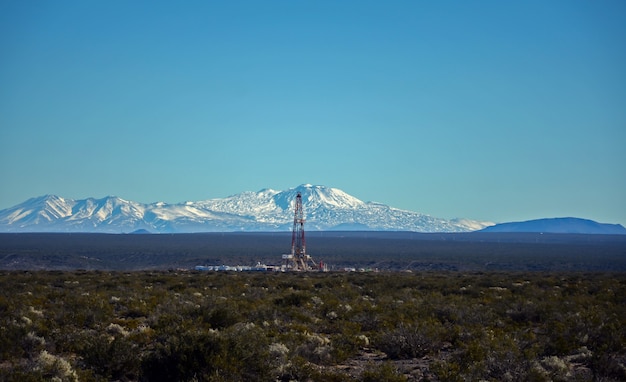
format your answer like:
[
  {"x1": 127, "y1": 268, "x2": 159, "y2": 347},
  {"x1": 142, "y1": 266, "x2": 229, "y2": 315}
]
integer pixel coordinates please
[
  {"x1": 0, "y1": 186, "x2": 493, "y2": 233},
  {"x1": 285, "y1": 184, "x2": 365, "y2": 209}
]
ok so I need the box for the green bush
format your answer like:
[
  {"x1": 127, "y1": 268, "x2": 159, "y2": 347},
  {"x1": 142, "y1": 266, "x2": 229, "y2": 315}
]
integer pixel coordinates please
[{"x1": 376, "y1": 320, "x2": 443, "y2": 359}]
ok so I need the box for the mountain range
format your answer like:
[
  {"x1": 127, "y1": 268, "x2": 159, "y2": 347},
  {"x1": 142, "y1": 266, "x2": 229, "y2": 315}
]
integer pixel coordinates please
[
  {"x1": 0, "y1": 184, "x2": 492, "y2": 233},
  {"x1": 2, "y1": 185, "x2": 623, "y2": 234}
]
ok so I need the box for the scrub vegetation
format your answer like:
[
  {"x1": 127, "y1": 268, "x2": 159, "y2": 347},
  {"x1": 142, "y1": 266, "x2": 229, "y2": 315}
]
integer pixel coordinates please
[
  {"x1": 2, "y1": 232, "x2": 625, "y2": 272},
  {"x1": 1, "y1": 271, "x2": 625, "y2": 381}
]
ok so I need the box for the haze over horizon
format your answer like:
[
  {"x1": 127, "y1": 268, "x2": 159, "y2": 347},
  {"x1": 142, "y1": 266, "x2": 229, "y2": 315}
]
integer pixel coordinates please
[{"x1": 1, "y1": 1, "x2": 625, "y2": 225}]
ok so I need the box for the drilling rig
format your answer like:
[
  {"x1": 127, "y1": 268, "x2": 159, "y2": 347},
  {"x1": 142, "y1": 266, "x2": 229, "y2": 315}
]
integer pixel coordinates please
[{"x1": 282, "y1": 191, "x2": 325, "y2": 271}]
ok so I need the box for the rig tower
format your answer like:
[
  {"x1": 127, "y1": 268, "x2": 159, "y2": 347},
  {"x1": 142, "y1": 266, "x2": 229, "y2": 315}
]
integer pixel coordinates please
[{"x1": 282, "y1": 191, "x2": 322, "y2": 271}]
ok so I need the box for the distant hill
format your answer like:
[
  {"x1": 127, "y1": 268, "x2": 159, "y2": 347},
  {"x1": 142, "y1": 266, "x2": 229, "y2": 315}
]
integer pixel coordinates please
[
  {"x1": 480, "y1": 217, "x2": 626, "y2": 235},
  {"x1": 129, "y1": 229, "x2": 152, "y2": 234}
]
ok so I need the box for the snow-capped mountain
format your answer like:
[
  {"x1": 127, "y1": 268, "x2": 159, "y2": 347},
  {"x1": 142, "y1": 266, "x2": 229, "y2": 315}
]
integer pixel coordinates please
[{"x1": 0, "y1": 184, "x2": 493, "y2": 233}]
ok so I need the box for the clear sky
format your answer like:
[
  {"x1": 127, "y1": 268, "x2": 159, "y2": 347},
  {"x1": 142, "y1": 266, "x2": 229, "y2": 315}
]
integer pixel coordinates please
[{"x1": 1, "y1": 1, "x2": 625, "y2": 225}]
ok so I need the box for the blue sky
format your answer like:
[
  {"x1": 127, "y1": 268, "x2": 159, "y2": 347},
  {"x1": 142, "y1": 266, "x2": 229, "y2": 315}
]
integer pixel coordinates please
[{"x1": 1, "y1": 1, "x2": 625, "y2": 225}]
